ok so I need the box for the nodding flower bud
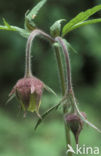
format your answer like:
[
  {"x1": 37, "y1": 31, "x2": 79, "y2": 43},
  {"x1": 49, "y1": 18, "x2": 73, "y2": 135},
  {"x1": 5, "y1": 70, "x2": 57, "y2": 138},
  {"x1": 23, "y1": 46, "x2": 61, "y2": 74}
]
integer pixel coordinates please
[
  {"x1": 9, "y1": 76, "x2": 44, "y2": 116},
  {"x1": 65, "y1": 112, "x2": 86, "y2": 144}
]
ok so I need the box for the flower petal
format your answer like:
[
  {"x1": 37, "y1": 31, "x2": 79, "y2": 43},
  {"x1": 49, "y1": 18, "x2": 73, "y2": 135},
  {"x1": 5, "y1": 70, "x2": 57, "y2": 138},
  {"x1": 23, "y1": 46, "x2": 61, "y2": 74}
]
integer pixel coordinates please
[
  {"x1": 31, "y1": 85, "x2": 35, "y2": 94},
  {"x1": 27, "y1": 94, "x2": 36, "y2": 112}
]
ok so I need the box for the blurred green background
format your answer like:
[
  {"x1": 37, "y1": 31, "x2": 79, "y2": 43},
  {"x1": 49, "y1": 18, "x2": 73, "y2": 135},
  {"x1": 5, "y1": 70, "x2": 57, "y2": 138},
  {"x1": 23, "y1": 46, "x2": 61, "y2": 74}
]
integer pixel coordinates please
[{"x1": 0, "y1": 0, "x2": 101, "y2": 155}]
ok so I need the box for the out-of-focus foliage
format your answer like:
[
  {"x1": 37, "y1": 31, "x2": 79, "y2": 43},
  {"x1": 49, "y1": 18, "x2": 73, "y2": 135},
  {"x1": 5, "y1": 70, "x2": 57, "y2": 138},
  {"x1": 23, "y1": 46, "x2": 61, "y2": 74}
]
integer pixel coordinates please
[
  {"x1": 0, "y1": 0, "x2": 101, "y2": 155},
  {"x1": 0, "y1": 95, "x2": 101, "y2": 156}
]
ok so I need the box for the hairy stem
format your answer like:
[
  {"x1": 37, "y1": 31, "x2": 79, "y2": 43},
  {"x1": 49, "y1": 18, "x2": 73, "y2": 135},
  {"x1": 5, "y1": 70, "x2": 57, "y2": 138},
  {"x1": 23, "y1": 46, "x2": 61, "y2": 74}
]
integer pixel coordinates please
[
  {"x1": 25, "y1": 29, "x2": 55, "y2": 77},
  {"x1": 53, "y1": 42, "x2": 72, "y2": 156},
  {"x1": 55, "y1": 37, "x2": 72, "y2": 93},
  {"x1": 25, "y1": 29, "x2": 72, "y2": 154},
  {"x1": 53, "y1": 44, "x2": 65, "y2": 94}
]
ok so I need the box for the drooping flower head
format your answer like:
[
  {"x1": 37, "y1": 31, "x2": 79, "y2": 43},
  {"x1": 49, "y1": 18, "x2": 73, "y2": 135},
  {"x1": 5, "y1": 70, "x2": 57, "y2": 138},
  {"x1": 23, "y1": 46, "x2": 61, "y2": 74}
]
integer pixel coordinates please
[
  {"x1": 9, "y1": 76, "x2": 44, "y2": 116},
  {"x1": 65, "y1": 112, "x2": 86, "y2": 144},
  {"x1": 7, "y1": 29, "x2": 56, "y2": 117}
]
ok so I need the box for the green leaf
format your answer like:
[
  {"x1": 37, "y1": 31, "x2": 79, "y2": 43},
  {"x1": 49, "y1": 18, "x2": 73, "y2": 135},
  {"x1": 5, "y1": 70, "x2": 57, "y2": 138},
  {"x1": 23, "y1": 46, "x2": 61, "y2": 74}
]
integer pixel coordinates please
[
  {"x1": 34, "y1": 97, "x2": 67, "y2": 130},
  {"x1": 25, "y1": 0, "x2": 47, "y2": 31},
  {"x1": 62, "y1": 5, "x2": 101, "y2": 36},
  {"x1": 3, "y1": 18, "x2": 11, "y2": 28},
  {"x1": 72, "y1": 95, "x2": 101, "y2": 133},
  {"x1": 0, "y1": 25, "x2": 29, "y2": 38},
  {"x1": 5, "y1": 94, "x2": 16, "y2": 105},
  {"x1": 66, "y1": 18, "x2": 101, "y2": 32},
  {"x1": 44, "y1": 84, "x2": 57, "y2": 96},
  {"x1": 24, "y1": 19, "x2": 36, "y2": 31},
  {"x1": 0, "y1": 19, "x2": 29, "y2": 38},
  {"x1": 26, "y1": 0, "x2": 47, "y2": 21},
  {"x1": 62, "y1": 39, "x2": 78, "y2": 54},
  {"x1": 50, "y1": 19, "x2": 66, "y2": 37}
]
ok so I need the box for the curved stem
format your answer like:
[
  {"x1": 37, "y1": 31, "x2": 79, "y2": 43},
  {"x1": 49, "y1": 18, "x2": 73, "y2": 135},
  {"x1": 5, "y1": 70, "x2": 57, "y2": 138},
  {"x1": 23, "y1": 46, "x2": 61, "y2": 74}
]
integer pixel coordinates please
[
  {"x1": 25, "y1": 29, "x2": 72, "y2": 154},
  {"x1": 55, "y1": 37, "x2": 76, "y2": 113},
  {"x1": 53, "y1": 42, "x2": 72, "y2": 155},
  {"x1": 54, "y1": 37, "x2": 73, "y2": 156},
  {"x1": 55, "y1": 37, "x2": 72, "y2": 93},
  {"x1": 25, "y1": 29, "x2": 55, "y2": 77}
]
